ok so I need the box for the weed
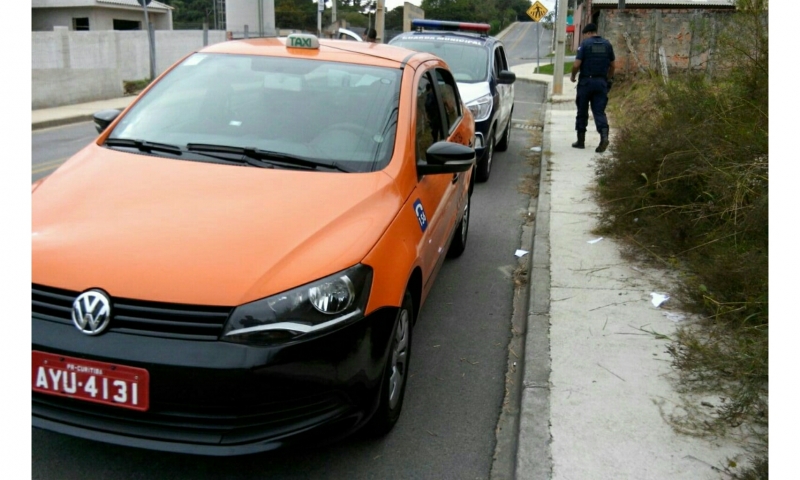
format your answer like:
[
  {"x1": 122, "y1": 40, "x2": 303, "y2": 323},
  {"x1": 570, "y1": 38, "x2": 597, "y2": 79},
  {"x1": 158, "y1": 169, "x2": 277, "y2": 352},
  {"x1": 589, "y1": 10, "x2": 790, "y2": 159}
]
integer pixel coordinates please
[
  {"x1": 593, "y1": 1, "x2": 768, "y2": 476},
  {"x1": 123, "y1": 78, "x2": 152, "y2": 95}
]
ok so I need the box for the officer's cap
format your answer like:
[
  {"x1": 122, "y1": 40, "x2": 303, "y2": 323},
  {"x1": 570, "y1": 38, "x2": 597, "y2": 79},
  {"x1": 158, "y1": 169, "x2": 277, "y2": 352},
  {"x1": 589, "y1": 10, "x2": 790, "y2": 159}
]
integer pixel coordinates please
[{"x1": 582, "y1": 23, "x2": 597, "y2": 34}]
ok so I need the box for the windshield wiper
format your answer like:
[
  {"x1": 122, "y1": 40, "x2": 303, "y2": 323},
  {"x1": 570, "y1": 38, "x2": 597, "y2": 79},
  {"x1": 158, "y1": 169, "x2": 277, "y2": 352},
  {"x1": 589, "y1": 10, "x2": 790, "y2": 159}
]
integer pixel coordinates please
[
  {"x1": 105, "y1": 138, "x2": 184, "y2": 155},
  {"x1": 186, "y1": 144, "x2": 351, "y2": 173}
]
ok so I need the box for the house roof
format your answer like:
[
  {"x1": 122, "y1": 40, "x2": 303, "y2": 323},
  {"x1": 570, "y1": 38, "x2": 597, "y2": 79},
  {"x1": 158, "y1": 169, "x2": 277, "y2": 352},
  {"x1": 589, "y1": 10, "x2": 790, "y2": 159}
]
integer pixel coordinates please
[
  {"x1": 97, "y1": 0, "x2": 171, "y2": 10},
  {"x1": 32, "y1": 0, "x2": 172, "y2": 11},
  {"x1": 591, "y1": 0, "x2": 734, "y2": 7}
]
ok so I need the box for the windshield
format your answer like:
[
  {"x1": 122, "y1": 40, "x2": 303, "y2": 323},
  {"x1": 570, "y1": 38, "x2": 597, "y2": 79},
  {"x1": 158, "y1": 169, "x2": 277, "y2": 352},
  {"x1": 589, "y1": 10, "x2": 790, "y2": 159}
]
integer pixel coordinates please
[
  {"x1": 390, "y1": 37, "x2": 489, "y2": 83},
  {"x1": 108, "y1": 53, "x2": 402, "y2": 172}
]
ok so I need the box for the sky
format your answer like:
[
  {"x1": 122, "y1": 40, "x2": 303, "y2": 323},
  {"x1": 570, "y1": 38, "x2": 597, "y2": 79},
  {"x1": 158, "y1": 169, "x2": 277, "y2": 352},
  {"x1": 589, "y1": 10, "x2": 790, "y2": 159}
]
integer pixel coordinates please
[{"x1": 385, "y1": 0, "x2": 421, "y2": 10}]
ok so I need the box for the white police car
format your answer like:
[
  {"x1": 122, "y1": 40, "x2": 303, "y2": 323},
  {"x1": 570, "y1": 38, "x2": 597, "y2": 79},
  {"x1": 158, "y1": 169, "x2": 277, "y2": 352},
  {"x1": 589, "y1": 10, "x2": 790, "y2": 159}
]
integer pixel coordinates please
[{"x1": 390, "y1": 19, "x2": 515, "y2": 182}]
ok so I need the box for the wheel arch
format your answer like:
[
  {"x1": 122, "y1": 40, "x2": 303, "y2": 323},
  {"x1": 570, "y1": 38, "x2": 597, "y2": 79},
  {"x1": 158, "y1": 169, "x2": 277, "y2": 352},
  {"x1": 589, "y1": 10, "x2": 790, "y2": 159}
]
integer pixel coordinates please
[{"x1": 407, "y1": 267, "x2": 423, "y2": 326}]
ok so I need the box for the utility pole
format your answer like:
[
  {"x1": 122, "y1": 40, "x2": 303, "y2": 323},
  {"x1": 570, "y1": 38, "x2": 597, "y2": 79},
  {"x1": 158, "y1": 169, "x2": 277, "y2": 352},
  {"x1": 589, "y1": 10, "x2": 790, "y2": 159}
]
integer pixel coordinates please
[
  {"x1": 551, "y1": 0, "x2": 558, "y2": 54},
  {"x1": 376, "y1": 0, "x2": 385, "y2": 43},
  {"x1": 552, "y1": 0, "x2": 568, "y2": 95},
  {"x1": 318, "y1": 0, "x2": 323, "y2": 37},
  {"x1": 332, "y1": 0, "x2": 337, "y2": 23},
  {"x1": 140, "y1": 0, "x2": 155, "y2": 80},
  {"x1": 258, "y1": 0, "x2": 264, "y2": 37}
]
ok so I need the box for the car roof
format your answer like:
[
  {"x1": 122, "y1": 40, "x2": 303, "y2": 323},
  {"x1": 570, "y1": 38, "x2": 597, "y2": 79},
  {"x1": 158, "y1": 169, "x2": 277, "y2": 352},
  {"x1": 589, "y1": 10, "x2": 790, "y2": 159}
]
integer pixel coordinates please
[{"x1": 199, "y1": 37, "x2": 439, "y2": 70}]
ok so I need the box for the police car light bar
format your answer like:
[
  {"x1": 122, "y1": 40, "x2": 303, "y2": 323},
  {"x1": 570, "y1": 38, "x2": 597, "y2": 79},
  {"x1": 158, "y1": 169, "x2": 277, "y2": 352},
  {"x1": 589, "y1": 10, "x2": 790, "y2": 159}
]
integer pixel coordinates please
[{"x1": 411, "y1": 19, "x2": 491, "y2": 34}]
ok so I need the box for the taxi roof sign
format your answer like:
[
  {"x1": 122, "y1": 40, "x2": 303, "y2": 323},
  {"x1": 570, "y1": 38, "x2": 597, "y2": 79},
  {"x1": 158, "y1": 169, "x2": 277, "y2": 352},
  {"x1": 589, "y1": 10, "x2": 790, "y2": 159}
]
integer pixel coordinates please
[{"x1": 287, "y1": 33, "x2": 320, "y2": 49}]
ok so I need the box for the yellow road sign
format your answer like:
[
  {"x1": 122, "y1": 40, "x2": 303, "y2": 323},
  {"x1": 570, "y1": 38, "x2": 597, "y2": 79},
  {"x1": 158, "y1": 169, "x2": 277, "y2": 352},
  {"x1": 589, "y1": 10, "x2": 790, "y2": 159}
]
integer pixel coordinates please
[{"x1": 527, "y1": 1, "x2": 548, "y2": 22}]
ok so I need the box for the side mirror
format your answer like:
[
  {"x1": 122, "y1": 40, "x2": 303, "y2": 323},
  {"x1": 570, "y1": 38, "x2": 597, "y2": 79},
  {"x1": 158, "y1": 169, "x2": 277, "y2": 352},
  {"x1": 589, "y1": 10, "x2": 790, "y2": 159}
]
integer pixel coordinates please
[
  {"x1": 498, "y1": 70, "x2": 516, "y2": 85},
  {"x1": 93, "y1": 109, "x2": 121, "y2": 134},
  {"x1": 417, "y1": 141, "x2": 475, "y2": 176}
]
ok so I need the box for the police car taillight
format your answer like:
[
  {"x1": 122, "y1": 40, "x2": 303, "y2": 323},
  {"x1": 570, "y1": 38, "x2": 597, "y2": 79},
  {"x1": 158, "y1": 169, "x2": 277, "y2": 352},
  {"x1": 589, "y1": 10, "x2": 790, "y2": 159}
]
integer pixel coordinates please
[{"x1": 411, "y1": 19, "x2": 491, "y2": 35}]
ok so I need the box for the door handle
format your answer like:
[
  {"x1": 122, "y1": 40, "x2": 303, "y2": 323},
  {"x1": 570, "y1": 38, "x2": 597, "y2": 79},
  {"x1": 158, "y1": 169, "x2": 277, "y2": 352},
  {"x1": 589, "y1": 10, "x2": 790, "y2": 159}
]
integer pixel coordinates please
[{"x1": 452, "y1": 173, "x2": 459, "y2": 184}]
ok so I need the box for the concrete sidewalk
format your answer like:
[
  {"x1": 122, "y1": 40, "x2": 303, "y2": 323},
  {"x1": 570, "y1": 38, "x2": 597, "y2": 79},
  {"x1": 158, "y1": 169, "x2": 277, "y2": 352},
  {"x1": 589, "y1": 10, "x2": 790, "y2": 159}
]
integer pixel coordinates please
[{"x1": 510, "y1": 63, "x2": 747, "y2": 479}]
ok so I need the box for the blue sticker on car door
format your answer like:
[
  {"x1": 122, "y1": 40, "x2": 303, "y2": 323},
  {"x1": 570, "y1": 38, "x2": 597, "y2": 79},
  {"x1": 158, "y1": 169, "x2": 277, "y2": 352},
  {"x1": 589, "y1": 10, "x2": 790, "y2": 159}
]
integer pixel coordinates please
[{"x1": 413, "y1": 199, "x2": 428, "y2": 232}]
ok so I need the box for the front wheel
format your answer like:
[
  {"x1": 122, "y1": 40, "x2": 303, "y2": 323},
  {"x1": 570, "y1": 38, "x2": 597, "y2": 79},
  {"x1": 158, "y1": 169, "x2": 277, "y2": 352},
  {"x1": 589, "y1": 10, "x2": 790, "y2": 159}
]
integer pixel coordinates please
[
  {"x1": 475, "y1": 128, "x2": 495, "y2": 183},
  {"x1": 363, "y1": 291, "x2": 413, "y2": 436}
]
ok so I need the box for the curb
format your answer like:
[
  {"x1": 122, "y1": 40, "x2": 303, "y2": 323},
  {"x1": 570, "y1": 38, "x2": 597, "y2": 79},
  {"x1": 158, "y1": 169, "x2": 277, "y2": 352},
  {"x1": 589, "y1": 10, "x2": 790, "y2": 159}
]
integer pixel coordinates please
[
  {"x1": 514, "y1": 86, "x2": 554, "y2": 479},
  {"x1": 490, "y1": 78, "x2": 553, "y2": 480},
  {"x1": 33, "y1": 115, "x2": 96, "y2": 131},
  {"x1": 32, "y1": 96, "x2": 136, "y2": 131}
]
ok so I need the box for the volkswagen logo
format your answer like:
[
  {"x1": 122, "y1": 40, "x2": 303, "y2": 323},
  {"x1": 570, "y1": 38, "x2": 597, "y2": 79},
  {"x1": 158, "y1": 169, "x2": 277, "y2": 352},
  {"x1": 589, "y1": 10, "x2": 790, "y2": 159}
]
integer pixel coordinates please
[{"x1": 72, "y1": 289, "x2": 112, "y2": 335}]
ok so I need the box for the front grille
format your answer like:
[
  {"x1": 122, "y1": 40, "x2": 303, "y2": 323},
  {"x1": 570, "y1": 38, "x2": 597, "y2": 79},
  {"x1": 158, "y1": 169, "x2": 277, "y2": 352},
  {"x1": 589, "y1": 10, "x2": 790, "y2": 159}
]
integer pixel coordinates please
[
  {"x1": 33, "y1": 390, "x2": 353, "y2": 446},
  {"x1": 32, "y1": 284, "x2": 232, "y2": 340}
]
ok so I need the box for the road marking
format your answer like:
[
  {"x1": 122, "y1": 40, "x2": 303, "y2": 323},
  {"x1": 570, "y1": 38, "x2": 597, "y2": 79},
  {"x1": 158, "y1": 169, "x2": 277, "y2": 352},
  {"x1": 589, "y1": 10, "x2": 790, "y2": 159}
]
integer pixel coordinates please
[{"x1": 32, "y1": 157, "x2": 68, "y2": 176}]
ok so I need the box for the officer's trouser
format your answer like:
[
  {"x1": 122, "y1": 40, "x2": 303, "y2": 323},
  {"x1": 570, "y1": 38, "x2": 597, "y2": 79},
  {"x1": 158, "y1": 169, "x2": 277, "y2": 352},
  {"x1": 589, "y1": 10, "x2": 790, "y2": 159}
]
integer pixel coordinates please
[{"x1": 575, "y1": 77, "x2": 609, "y2": 133}]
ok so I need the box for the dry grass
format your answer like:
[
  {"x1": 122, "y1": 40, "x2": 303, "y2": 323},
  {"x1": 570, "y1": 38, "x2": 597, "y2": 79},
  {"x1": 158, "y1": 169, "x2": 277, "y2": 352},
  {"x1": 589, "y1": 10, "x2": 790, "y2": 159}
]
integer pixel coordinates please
[
  {"x1": 123, "y1": 78, "x2": 151, "y2": 95},
  {"x1": 593, "y1": 3, "x2": 768, "y2": 477}
]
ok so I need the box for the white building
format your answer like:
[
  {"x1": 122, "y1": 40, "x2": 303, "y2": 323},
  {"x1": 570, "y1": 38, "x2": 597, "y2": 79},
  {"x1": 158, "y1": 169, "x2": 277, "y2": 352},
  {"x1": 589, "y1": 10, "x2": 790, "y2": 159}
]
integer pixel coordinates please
[
  {"x1": 225, "y1": 0, "x2": 275, "y2": 38},
  {"x1": 32, "y1": 0, "x2": 174, "y2": 32}
]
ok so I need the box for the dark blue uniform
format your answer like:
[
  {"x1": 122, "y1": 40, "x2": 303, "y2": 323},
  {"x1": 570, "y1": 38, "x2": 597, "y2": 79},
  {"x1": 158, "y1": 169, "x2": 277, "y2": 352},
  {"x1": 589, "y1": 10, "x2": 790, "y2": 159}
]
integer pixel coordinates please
[{"x1": 575, "y1": 35, "x2": 615, "y2": 134}]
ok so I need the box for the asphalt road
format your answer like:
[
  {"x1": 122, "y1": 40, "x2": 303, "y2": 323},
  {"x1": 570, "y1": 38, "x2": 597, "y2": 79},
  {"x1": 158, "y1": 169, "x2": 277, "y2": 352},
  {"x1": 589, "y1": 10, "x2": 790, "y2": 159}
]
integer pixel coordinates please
[
  {"x1": 31, "y1": 48, "x2": 547, "y2": 480},
  {"x1": 501, "y1": 21, "x2": 553, "y2": 68},
  {"x1": 32, "y1": 122, "x2": 97, "y2": 183}
]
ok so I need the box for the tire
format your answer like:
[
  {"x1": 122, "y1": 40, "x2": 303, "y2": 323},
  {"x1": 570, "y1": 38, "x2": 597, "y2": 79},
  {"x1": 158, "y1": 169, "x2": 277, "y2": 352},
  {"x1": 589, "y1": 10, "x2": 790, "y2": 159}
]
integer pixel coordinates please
[
  {"x1": 363, "y1": 291, "x2": 413, "y2": 437},
  {"x1": 496, "y1": 112, "x2": 513, "y2": 152},
  {"x1": 447, "y1": 192, "x2": 470, "y2": 258},
  {"x1": 475, "y1": 128, "x2": 495, "y2": 183}
]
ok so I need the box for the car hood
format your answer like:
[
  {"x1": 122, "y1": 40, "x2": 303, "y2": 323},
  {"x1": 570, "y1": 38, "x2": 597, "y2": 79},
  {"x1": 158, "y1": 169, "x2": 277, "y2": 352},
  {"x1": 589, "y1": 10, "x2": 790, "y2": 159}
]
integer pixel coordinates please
[
  {"x1": 32, "y1": 145, "x2": 402, "y2": 306},
  {"x1": 456, "y1": 81, "x2": 491, "y2": 105}
]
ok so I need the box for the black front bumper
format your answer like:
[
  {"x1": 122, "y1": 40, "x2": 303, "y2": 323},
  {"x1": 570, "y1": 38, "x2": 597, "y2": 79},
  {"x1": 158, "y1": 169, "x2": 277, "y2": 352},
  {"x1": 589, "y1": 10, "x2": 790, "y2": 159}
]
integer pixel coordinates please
[{"x1": 32, "y1": 306, "x2": 399, "y2": 456}]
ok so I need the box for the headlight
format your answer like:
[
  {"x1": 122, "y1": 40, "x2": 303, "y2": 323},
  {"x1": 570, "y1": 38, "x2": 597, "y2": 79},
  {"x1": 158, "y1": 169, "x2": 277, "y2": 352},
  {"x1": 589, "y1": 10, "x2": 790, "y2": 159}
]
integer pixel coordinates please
[
  {"x1": 466, "y1": 94, "x2": 493, "y2": 122},
  {"x1": 221, "y1": 264, "x2": 372, "y2": 345}
]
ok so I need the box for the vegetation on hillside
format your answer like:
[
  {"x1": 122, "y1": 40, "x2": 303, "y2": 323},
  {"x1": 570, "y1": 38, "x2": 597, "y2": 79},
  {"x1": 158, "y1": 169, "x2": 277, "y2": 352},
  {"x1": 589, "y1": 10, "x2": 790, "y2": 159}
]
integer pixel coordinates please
[{"x1": 593, "y1": 1, "x2": 768, "y2": 478}]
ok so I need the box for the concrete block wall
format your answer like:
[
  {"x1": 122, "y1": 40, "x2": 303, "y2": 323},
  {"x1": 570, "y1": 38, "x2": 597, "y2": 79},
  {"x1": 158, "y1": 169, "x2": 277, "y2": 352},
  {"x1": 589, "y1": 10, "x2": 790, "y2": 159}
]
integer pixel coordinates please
[
  {"x1": 32, "y1": 29, "x2": 227, "y2": 109},
  {"x1": 598, "y1": 8, "x2": 735, "y2": 76}
]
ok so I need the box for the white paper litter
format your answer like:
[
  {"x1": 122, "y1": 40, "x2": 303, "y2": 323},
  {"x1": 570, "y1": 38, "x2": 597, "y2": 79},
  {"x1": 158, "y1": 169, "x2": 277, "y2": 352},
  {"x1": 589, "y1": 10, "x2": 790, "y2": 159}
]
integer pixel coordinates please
[
  {"x1": 530, "y1": 146, "x2": 542, "y2": 152},
  {"x1": 515, "y1": 249, "x2": 529, "y2": 257},
  {"x1": 650, "y1": 293, "x2": 670, "y2": 308},
  {"x1": 663, "y1": 312, "x2": 686, "y2": 322},
  {"x1": 587, "y1": 237, "x2": 604, "y2": 244}
]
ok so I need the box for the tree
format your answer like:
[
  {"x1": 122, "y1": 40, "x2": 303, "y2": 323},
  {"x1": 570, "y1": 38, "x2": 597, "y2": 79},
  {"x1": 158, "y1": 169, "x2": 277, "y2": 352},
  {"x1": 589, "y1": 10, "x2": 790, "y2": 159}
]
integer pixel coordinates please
[
  {"x1": 160, "y1": 0, "x2": 215, "y2": 29},
  {"x1": 275, "y1": 0, "x2": 316, "y2": 31},
  {"x1": 385, "y1": 6, "x2": 404, "y2": 30}
]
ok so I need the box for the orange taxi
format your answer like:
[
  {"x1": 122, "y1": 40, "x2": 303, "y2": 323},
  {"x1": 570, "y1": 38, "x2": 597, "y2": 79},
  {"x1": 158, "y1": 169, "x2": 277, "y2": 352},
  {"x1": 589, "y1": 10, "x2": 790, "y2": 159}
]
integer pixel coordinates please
[{"x1": 31, "y1": 33, "x2": 476, "y2": 455}]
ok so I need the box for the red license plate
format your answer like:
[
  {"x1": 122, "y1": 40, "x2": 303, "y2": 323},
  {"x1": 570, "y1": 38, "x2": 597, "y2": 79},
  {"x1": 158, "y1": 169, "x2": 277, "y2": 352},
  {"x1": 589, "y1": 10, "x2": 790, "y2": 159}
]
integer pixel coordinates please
[{"x1": 32, "y1": 351, "x2": 149, "y2": 411}]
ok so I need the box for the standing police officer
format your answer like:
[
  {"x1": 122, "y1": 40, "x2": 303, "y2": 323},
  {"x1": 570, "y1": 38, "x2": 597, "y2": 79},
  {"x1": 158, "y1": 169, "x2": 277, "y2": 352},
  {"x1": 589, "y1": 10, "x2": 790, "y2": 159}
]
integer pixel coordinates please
[{"x1": 570, "y1": 23, "x2": 616, "y2": 153}]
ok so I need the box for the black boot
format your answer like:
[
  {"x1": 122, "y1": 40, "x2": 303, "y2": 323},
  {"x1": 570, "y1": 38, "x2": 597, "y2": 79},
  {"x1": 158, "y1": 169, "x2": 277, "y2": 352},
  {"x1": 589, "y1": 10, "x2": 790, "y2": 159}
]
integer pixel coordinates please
[
  {"x1": 572, "y1": 131, "x2": 585, "y2": 149},
  {"x1": 596, "y1": 128, "x2": 609, "y2": 153}
]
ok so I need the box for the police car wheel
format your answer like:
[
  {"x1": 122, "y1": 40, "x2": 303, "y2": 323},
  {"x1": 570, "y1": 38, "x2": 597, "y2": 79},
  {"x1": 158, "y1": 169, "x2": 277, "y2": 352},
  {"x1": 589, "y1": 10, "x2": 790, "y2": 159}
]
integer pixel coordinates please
[
  {"x1": 476, "y1": 128, "x2": 495, "y2": 183},
  {"x1": 496, "y1": 113, "x2": 512, "y2": 152},
  {"x1": 447, "y1": 192, "x2": 470, "y2": 258},
  {"x1": 363, "y1": 290, "x2": 413, "y2": 437}
]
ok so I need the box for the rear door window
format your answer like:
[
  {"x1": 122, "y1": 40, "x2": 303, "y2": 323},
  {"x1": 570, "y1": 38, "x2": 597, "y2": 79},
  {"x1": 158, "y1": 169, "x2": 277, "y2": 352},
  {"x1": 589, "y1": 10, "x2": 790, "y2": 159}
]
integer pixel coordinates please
[{"x1": 435, "y1": 68, "x2": 461, "y2": 134}]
